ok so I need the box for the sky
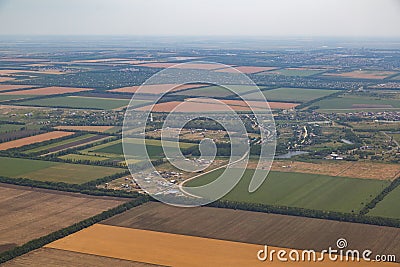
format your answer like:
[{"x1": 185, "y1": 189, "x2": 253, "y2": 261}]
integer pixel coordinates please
[{"x1": 0, "y1": 0, "x2": 399, "y2": 37}]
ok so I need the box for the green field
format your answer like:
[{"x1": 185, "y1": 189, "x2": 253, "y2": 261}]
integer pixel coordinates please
[
  {"x1": 367, "y1": 186, "x2": 400, "y2": 219},
  {"x1": 59, "y1": 153, "x2": 110, "y2": 162},
  {"x1": 0, "y1": 95, "x2": 32, "y2": 102},
  {"x1": 0, "y1": 156, "x2": 124, "y2": 184},
  {"x1": 390, "y1": 133, "x2": 400, "y2": 143},
  {"x1": 16, "y1": 96, "x2": 143, "y2": 110},
  {"x1": 244, "y1": 88, "x2": 339, "y2": 103},
  {"x1": 87, "y1": 138, "x2": 196, "y2": 160},
  {"x1": 173, "y1": 85, "x2": 263, "y2": 98},
  {"x1": 310, "y1": 94, "x2": 400, "y2": 112},
  {"x1": 0, "y1": 124, "x2": 24, "y2": 133},
  {"x1": 259, "y1": 69, "x2": 325, "y2": 77},
  {"x1": 185, "y1": 168, "x2": 389, "y2": 213},
  {"x1": 23, "y1": 133, "x2": 96, "y2": 154}
]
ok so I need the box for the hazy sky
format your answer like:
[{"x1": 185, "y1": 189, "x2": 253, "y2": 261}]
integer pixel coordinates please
[{"x1": 0, "y1": 0, "x2": 399, "y2": 37}]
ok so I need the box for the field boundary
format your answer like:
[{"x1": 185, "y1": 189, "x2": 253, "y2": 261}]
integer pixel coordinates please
[
  {"x1": 0, "y1": 196, "x2": 149, "y2": 264},
  {"x1": 360, "y1": 176, "x2": 400, "y2": 215},
  {"x1": 207, "y1": 199, "x2": 400, "y2": 228}
]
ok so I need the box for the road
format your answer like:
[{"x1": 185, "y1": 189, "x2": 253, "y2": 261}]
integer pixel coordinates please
[{"x1": 178, "y1": 150, "x2": 250, "y2": 198}]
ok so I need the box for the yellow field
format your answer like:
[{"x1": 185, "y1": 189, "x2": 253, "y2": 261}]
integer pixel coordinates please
[
  {"x1": 46, "y1": 224, "x2": 397, "y2": 267},
  {"x1": 0, "y1": 131, "x2": 74, "y2": 150}
]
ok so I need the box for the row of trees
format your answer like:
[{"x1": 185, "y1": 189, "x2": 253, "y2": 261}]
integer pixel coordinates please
[
  {"x1": 0, "y1": 175, "x2": 139, "y2": 199},
  {"x1": 360, "y1": 177, "x2": 400, "y2": 215}
]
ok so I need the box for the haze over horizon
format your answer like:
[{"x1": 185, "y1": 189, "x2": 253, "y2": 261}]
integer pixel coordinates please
[{"x1": 0, "y1": 0, "x2": 399, "y2": 37}]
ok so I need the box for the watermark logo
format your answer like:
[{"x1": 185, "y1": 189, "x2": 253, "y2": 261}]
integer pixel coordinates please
[
  {"x1": 122, "y1": 61, "x2": 276, "y2": 207},
  {"x1": 257, "y1": 238, "x2": 396, "y2": 263}
]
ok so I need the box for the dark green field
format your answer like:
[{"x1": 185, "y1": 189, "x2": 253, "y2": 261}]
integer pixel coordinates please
[
  {"x1": 90, "y1": 138, "x2": 196, "y2": 159},
  {"x1": 16, "y1": 96, "x2": 141, "y2": 110},
  {"x1": 95, "y1": 142, "x2": 164, "y2": 158},
  {"x1": 0, "y1": 95, "x2": 33, "y2": 102},
  {"x1": 0, "y1": 156, "x2": 124, "y2": 184},
  {"x1": 310, "y1": 94, "x2": 400, "y2": 112},
  {"x1": 0, "y1": 124, "x2": 25, "y2": 133},
  {"x1": 186, "y1": 168, "x2": 389, "y2": 213},
  {"x1": 367, "y1": 186, "x2": 400, "y2": 219},
  {"x1": 173, "y1": 85, "x2": 263, "y2": 98}
]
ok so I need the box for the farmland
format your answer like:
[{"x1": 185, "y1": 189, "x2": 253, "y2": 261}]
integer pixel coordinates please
[
  {"x1": 46, "y1": 225, "x2": 275, "y2": 267},
  {"x1": 268, "y1": 160, "x2": 400, "y2": 180},
  {"x1": 310, "y1": 94, "x2": 400, "y2": 112},
  {"x1": 0, "y1": 95, "x2": 33, "y2": 102},
  {"x1": 0, "y1": 124, "x2": 24, "y2": 133},
  {"x1": 368, "y1": 186, "x2": 400, "y2": 219},
  {"x1": 0, "y1": 84, "x2": 37, "y2": 92},
  {"x1": 1, "y1": 86, "x2": 93, "y2": 95},
  {"x1": 59, "y1": 153, "x2": 110, "y2": 162},
  {"x1": 1, "y1": 37, "x2": 400, "y2": 266},
  {"x1": 86, "y1": 138, "x2": 196, "y2": 160},
  {"x1": 0, "y1": 131, "x2": 74, "y2": 150},
  {"x1": 0, "y1": 157, "x2": 124, "y2": 184},
  {"x1": 259, "y1": 68, "x2": 326, "y2": 77},
  {"x1": 101, "y1": 202, "x2": 400, "y2": 262},
  {"x1": 16, "y1": 96, "x2": 134, "y2": 110},
  {"x1": 22, "y1": 133, "x2": 108, "y2": 154},
  {"x1": 0, "y1": 184, "x2": 126, "y2": 248},
  {"x1": 136, "y1": 98, "x2": 298, "y2": 112},
  {"x1": 244, "y1": 88, "x2": 340, "y2": 102},
  {"x1": 216, "y1": 66, "x2": 278, "y2": 74},
  {"x1": 185, "y1": 168, "x2": 389, "y2": 213},
  {"x1": 172, "y1": 85, "x2": 263, "y2": 97},
  {"x1": 139, "y1": 62, "x2": 223, "y2": 70},
  {"x1": 54, "y1": 125, "x2": 116, "y2": 132},
  {"x1": 108, "y1": 83, "x2": 205, "y2": 94},
  {"x1": 2, "y1": 248, "x2": 159, "y2": 267},
  {"x1": 323, "y1": 70, "x2": 398, "y2": 80}
]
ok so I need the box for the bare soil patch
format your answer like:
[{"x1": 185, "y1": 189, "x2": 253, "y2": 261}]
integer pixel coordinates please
[
  {"x1": 0, "y1": 183, "x2": 127, "y2": 246},
  {"x1": 0, "y1": 84, "x2": 37, "y2": 92},
  {"x1": 102, "y1": 202, "x2": 400, "y2": 263},
  {"x1": 2, "y1": 248, "x2": 161, "y2": 267},
  {"x1": 0, "y1": 131, "x2": 74, "y2": 150},
  {"x1": 267, "y1": 160, "x2": 400, "y2": 180}
]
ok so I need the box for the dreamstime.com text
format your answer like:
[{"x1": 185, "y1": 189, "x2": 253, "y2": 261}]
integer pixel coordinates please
[{"x1": 257, "y1": 238, "x2": 396, "y2": 263}]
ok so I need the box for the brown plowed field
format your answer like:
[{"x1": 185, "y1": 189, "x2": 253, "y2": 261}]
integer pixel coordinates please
[
  {"x1": 268, "y1": 160, "x2": 400, "y2": 180},
  {"x1": 0, "y1": 183, "x2": 127, "y2": 247},
  {"x1": 45, "y1": 224, "x2": 398, "y2": 266},
  {"x1": 102, "y1": 202, "x2": 400, "y2": 262},
  {"x1": 0, "y1": 131, "x2": 74, "y2": 150},
  {"x1": 108, "y1": 83, "x2": 205, "y2": 94},
  {"x1": 2, "y1": 248, "x2": 163, "y2": 267},
  {"x1": 0, "y1": 84, "x2": 37, "y2": 92},
  {"x1": 324, "y1": 71, "x2": 397, "y2": 80},
  {"x1": 0, "y1": 77, "x2": 16, "y2": 82},
  {"x1": 2, "y1": 86, "x2": 93, "y2": 95}
]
